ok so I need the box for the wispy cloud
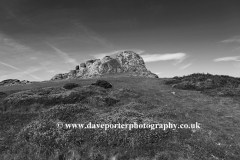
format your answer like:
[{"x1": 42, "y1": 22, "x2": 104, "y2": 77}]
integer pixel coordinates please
[
  {"x1": 221, "y1": 36, "x2": 240, "y2": 43},
  {"x1": 154, "y1": 72, "x2": 162, "y2": 75},
  {"x1": 173, "y1": 55, "x2": 189, "y2": 65},
  {"x1": 231, "y1": 47, "x2": 240, "y2": 52},
  {"x1": 46, "y1": 70, "x2": 56, "y2": 73},
  {"x1": 0, "y1": 62, "x2": 42, "y2": 80},
  {"x1": 233, "y1": 62, "x2": 240, "y2": 69},
  {"x1": 0, "y1": 62, "x2": 22, "y2": 71},
  {"x1": 213, "y1": 56, "x2": 240, "y2": 62},
  {"x1": 45, "y1": 42, "x2": 78, "y2": 69},
  {"x1": 71, "y1": 21, "x2": 111, "y2": 47},
  {"x1": 135, "y1": 50, "x2": 145, "y2": 55},
  {"x1": 91, "y1": 51, "x2": 188, "y2": 64},
  {"x1": 0, "y1": 34, "x2": 31, "y2": 52},
  {"x1": 30, "y1": 57, "x2": 37, "y2": 60},
  {"x1": 179, "y1": 63, "x2": 192, "y2": 70},
  {"x1": 141, "y1": 53, "x2": 187, "y2": 63}
]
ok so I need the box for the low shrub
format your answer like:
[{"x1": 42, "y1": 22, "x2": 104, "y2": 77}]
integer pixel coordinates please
[
  {"x1": 91, "y1": 80, "x2": 112, "y2": 89},
  {"x1": 2, "y1": 87, "x2": 98, "y2": 112},
  {"x1": 63, "y1": 83, "x2": 79, "y2": 90},
  {"x1": 172, "y1": 81, "x2": 196, "y2": 90},
  {"x1": 39, "y1": 104, "x2": 95, "y2": 123},
  {"x1": 168, "y1": 73, "x2": 240, "y2": 97},
  {"x1": 0, "y1": 92, "x2": 7, "y2": 98}
]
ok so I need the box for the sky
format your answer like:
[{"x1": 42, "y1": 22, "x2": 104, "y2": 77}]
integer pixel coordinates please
[{"x1": 0, "y1": 0, "x2": 240, "y2": 81}]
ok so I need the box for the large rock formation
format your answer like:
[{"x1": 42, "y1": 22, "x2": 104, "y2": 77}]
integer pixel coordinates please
[{"x1": 51, "y1": 51, "x2": 158, "y2": 80}]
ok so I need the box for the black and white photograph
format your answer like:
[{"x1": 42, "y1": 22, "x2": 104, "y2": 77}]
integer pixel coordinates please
[{"x1": 0, "y1": 0, "x2": 240, "y2": 159}]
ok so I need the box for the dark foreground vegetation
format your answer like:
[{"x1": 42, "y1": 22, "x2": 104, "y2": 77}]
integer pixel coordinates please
[
  {"x1": 165, "y1": 73, "x2": 240, "y2": 97},
  {"x1": 0, "y1": 73, "x2": 240, "y2": 160}
]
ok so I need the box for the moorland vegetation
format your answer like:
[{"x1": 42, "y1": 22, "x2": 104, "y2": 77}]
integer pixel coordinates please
[{"x1": 0, "y1": 73, "x2": 240, "y2": 160}]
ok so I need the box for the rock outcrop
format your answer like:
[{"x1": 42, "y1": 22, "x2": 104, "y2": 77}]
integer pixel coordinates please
[
  {"x1": 0, "y1": 79, "x2": 32, "y2": 86},
  {"x1": 50, "y1": 73, "x2": 69, "y2": 80},
  {"x1": 51, "y1": 51, "x2": 158, "y2": 80}
]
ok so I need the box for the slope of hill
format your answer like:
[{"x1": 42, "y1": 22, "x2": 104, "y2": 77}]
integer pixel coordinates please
[{"x1": 0, "y1": 74, "x2": 240, "y2": 160}]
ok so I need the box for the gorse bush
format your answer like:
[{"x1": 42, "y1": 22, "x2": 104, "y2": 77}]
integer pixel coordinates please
[
  {"x1": 63, "y1": 83, "x2": 79, "y2": 89},
  {"x1": 2, "y1": 84, "x2": 124, "y2": 112},
  {"x1": 91, "y1": 80, "x2": 112, "y2": 89},
  {"x1": 38, "y1": 104, "x2": 96, "y2": 123},
  {"x1": 177, "y1": 73, "x2": 240, "y2": 87},
  {"x1": 2, "y1": 85, "x2": 110, "y2": 112},
  {"x1": 166, "y1": 73, "x2": 240, "y2": 97},
  {"x1": 0, "y1": 92, "x2": 7, "y2": 98}
]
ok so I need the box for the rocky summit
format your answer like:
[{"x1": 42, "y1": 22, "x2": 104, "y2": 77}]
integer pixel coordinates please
[{"x1": 51, "y1": 51, "x2": 158, "y2": 80}]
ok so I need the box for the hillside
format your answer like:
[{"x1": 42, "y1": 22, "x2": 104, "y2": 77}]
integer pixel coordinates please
[{"x1": 0, "y1": 73, "x2": 240, "y2": 160}]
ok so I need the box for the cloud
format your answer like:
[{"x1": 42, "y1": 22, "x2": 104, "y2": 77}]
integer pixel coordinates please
[
  {"x1": 135, "y1": 50, "x2": 145, "y2": 55},
  {"x1": 0, "y1": 62, "x2": 22, "y2": 71},
  {"x1": 71, "y1": 21, "x2": 111, "y2": 47},
  {"x1": 91, "y1": 51, "x2": 188, "y2": 64},
  {"x1": 231, "y1": 47, "x2": 240, "y2": 52},
  {"x1": 0, "y1": 34, "x2": 31, "y2": 52},
  {"x1": 0, "y1": 61, "x2": 42, "y2": 80},
  {"x1": 179, "y1": 63, "x2": 192, "y2": 70},
  {"x1": 173, "y1": 55, "x2": 189, "y2": 65},
  {"x1": 221, "y1": 36, "x2": 240, "y2": 43},
  {"x1": 233, "y1": 62, "x2": 240, "y2": 69},
  {"x1": 45, "y1": 42, "x2": 78, "y2": 69},
  {"x1": 0, "y1": 71, "x2": 40, "y2": 81},
  {"x1": 30, "y1": 57, "x2": 37, "y2": 60},
  {"x1": 141, "y1": 53, "x2": 187, "y2": 62},
  {"x1": 46, "y1": 70, "x2": 56, "y2": 73},
  {"x1": 154, "y1": 72, "x2": 162, "y2": 75},
  {"x1": 213, "y1": 56, "x2": 240, "y2": 62}
]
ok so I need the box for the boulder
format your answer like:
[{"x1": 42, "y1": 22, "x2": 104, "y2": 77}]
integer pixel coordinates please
[
  {"x1": 68, "y1": 70, "x2": 77, "y2": 79},
  {"x1": 86, "y1": 60, "x2": 95, "y2": 66},
  {"x1": 101, "y1": 56, "x2": 112, "y2": 63},
  {"x1": 76, "y1": 67, "x2": 88, "y2": 78},
  {"x1": 75, "y1": 65, "x2": 80, "y2": 70},
  {"x1": 99, "y1": 59, "x2": 123, "y2": 74},
  {"x1": 116, "y1": 51, "x2": 146, "y2": 72},
  {"x1": 80, "y1": 63, "x2": 86, "y2": 68},
  {"x1": 21, "y1": 80, "x2": 31, "y2": 84},
  {"x1": 116, "y1": 51, "x2": 157, "y2": 78},
  {"x1": 69, "y1": 70, "x2": 76, "y2": 75},
  {"x1": 51, "y1": 73, "x2": 68, "y2": 80}
]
